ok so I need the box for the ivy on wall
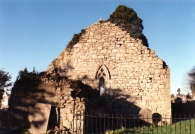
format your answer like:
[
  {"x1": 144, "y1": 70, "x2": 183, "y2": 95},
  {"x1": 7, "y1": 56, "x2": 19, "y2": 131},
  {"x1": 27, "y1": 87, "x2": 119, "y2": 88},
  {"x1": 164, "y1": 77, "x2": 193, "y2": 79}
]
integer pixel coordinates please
[
  {"x1": 107, "y1": 5, "x2": 148, "y2": 47},
  {"x1": 66, "y1": 29, "x2": 85, "y2": 49}
]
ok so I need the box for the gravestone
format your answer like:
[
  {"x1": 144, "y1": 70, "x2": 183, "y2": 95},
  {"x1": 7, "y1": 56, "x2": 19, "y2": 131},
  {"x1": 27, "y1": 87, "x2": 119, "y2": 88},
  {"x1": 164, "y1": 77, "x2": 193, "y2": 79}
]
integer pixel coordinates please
[
  {"x1": 29, "y1": 103, "x2": 51, "y2": 134},
  {"x1": 139, "y1": 108, "x2": 152, "y2": 124}
]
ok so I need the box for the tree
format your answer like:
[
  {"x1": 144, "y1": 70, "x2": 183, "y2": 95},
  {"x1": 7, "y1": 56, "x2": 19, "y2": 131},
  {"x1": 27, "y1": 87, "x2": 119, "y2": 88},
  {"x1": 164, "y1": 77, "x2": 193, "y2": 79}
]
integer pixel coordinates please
[
  {"x1": 107, "y1": 5, "x2": 149, "y2": 47},
  {"x1": 0, "y1": 69, "x2": 12, "y2": 100},
  {"x1": 11, "y1": 67, "x2": 42, "y2": 95},
  {"x1": 188, "y1": 66, "x2": 195, "y2": 96}
]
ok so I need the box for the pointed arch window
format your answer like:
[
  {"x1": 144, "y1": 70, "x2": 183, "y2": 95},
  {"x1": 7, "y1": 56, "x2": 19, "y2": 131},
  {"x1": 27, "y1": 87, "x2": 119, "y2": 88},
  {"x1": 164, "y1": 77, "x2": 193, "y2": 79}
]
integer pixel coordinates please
[{"x1": 95, "y1": 65, "x2": 111, "y2": 96}]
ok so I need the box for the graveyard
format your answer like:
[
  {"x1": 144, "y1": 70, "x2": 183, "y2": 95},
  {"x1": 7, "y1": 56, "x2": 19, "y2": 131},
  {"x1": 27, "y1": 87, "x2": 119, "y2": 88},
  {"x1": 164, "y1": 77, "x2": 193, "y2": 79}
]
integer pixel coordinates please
[{"x1": 1, "y1": 4, "x2": 195, "y2": 134}]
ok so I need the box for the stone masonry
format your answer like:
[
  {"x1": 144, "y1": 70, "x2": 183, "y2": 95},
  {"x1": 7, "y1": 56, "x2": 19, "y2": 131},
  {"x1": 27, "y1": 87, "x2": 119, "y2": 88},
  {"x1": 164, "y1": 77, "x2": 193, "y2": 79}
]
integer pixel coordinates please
[{"x1": 47, "y1": 20, "x2": 171, "y2": 132}]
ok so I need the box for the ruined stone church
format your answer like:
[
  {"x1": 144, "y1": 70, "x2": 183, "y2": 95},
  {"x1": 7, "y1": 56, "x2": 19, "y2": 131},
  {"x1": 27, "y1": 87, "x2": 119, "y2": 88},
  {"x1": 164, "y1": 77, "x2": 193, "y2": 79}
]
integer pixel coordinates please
[{"x1": 46, "y1": 18, "x2": 171, "y2": 131}]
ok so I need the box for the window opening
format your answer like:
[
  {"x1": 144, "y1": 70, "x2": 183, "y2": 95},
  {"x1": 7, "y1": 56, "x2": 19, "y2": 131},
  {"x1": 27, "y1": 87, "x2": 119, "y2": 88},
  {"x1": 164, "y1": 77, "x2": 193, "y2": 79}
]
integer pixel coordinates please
[{"x1": 99, "y1": 77, "x2": 105, "y2": 96}]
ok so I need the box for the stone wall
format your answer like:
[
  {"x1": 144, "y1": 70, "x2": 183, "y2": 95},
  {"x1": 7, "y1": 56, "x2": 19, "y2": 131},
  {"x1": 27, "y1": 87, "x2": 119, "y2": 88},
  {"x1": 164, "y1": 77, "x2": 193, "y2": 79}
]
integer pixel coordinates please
[
  {"x1": 47, "y1": 20, "x2": 171, "y2": 131},
  {"x1": 172, "y1": 101, "x2": 195, "y2": 115},
  {"x1": 55, "y1": 79, "x2": 85, "y2": 133}
]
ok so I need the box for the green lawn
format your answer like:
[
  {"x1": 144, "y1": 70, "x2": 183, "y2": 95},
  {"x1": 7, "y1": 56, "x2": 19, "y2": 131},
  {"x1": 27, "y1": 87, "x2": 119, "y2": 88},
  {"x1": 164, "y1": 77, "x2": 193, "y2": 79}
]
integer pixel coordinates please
[{"x1": 107, "y1": 119, "x2": 195, "y2": 134}]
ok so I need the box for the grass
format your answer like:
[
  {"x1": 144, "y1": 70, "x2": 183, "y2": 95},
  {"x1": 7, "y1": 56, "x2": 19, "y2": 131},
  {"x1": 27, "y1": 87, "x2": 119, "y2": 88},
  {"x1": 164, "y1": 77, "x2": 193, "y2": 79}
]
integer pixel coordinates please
[
  {"x1": 107, "y1": 119, "x2": 195, "y2": 134},
  {"x1": 3, "y1": 119, "x2": 195, "y2": 134}
]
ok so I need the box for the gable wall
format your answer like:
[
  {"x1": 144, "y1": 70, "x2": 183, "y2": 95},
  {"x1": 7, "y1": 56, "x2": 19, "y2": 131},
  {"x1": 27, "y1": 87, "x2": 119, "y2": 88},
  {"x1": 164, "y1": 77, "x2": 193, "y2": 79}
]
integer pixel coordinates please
[{"x1": 47, "y1": 21, "x2": 171, "y2": 119}]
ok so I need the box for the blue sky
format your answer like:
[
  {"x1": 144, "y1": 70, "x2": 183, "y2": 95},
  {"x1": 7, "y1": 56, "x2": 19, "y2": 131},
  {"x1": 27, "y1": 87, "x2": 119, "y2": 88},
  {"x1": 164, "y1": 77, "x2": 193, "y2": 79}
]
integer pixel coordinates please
[{"x1": 0, "y1": 0, "x2": 195, "y2": 94}]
